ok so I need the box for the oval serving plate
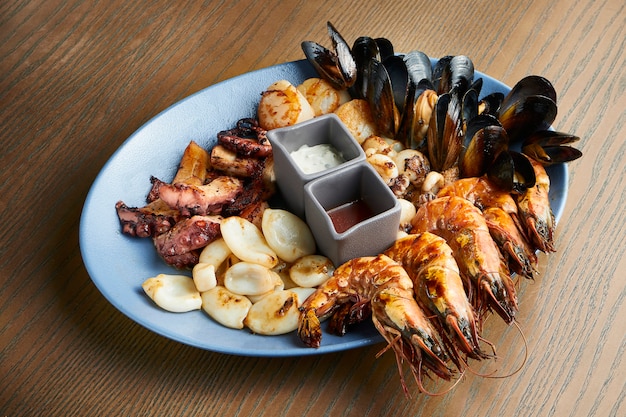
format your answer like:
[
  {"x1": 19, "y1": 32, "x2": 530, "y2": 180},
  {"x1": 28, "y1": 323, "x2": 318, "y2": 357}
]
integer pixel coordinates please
[{"x1": 79, "y1": 59, "x2": 568, "y2": 357}]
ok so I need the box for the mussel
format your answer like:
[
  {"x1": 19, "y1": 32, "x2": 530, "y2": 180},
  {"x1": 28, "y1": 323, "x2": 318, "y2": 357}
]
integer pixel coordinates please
[
  {"x1": 395, "y1": 51, "x2": 436, "y2": 149},
  {"x1": 459, "y1": 114, "x2": 508, "y2": 178},
  {"x1": 301, "y1": 23, "x2": 582, "y2": 195},
  {"x1": 301, "y1": 22, "x2": 357, "y2": 90},
  {"x1": 487, "y1": 150, "x2": 536, "y2": 193},
  {"x1": 427, "y1": 89, "x2": 464, "y2": 172},
  {"x1": 350, "y1": 36, "x2": 381, "y2": 99},
  {"x1": 522, "y1": 130, "x2": 582, "y2": 165},
  {"x1": 366, "y1": 58, "x2": 399, "y2": 138},
  {"x1": 437, "y1": 55, "x2": 475, "y2": 96},
  {"x1": 498, "y1": 75, "x2": 557, "y2": 142}
]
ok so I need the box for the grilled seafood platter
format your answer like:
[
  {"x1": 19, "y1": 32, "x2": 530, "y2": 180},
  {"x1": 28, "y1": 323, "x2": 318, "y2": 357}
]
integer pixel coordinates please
[{"x1": 103, "y1": 21, "x2": 582, "y2": 395}]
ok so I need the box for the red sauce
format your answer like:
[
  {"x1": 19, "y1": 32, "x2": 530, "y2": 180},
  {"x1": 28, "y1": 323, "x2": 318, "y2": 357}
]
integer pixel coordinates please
[{"x1": 327, "y1": 199, "x2": 374, "y2": 233}]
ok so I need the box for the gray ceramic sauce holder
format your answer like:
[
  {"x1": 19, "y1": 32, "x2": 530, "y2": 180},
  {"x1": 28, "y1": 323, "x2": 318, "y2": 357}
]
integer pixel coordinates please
[
  {"x1": 303, "y1": 162, "x2": 401, "y2": 267},
  {"x1": 267, "y1": 113, "x2": 366, "y2": 218}
]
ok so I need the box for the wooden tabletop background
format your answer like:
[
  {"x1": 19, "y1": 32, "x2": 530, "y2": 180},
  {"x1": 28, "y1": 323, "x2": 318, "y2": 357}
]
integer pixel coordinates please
[{"x1": 1, "y1": 1, "x2": 624, "y2": 416}]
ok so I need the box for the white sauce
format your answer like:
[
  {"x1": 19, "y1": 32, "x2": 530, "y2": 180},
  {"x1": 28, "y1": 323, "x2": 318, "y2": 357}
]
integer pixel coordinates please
[{"x1": 290, "y1": 143, "x2": 346, "y2": 174}]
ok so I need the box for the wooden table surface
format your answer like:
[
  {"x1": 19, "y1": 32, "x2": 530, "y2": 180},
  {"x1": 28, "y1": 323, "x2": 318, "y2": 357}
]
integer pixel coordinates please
[{"x1": 1, "y1": 1, "x2": 624, "y2": 416}]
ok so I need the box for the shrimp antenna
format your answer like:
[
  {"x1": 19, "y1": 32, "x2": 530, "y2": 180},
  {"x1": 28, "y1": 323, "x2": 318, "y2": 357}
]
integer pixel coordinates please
[
  {"x1": 475, "y1": 319, "x2": 529, "y2": 379},
  {"x1": 454, "y1": 335, "x2": 500, "y2": 378},
  {"x1": 410, "y1": 363, "x2": 466, "y2": 397}
]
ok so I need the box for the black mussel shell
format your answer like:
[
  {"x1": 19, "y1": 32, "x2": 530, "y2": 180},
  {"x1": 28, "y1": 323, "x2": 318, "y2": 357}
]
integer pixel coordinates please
[
  {"x1": 427, "y1": 89, "x2": 463, "y2": 172},
  {"x1": 384, "y1": 55, "x2": 410, "y2": 113},
  {"x1": 460, "y1": 123, "x2": 509, "y2": 178},
  {"x1": 464, "y1": 113, "x2": 502, "y2": 143},
  {"x1": 367, "y1": 59, "x2": 397, "y2": 138},
  {"x1": 396, "y1": 80, "x2": 419, "y2": 149},
  {"x1": 404, "y1": 50, "x2": 434, "y2": 86},
  {"x1": 462, "y1": 88, "x2": 479, "y2": 128},
  {"x1": 468, "y1": 77, "x2": 483, "y2": 97},
  {"x1": 522, "y1": 130, "x2": 582, "y2": 165},
  {"x1": 397, "y1": 82, "x2": 437, "y2": 150},
  {"x1": 479, "y1": 92, "x2": 505, "y2": 116},
  {"x1": 523, "y1": 129, "x2": 580, "y2": 147},
  {"x1": 501, "y1": 75, "x2": 557, "y2": 109},
  {"x1": 374, "y1": 37, "x2": 394, "y2": 61},
  {"x1": 327, "y1": 22, "x2": 357, "y2": 88},
  {"x1": 301, "y1": 22, "x2": 356, "y2": 90},
  {"x1": 432, "y1": 55, "x2": 453, "y2": 93},
  {"x1": 524, "y1": 144, "x2": 583, "y2": 165},
  {"x1": 400, "y1": 51, "x2": 435, "y2": 120},
  {"x1": 351, "y1": 36, "x2": 381, "y2": 99},
  {"x1": 352, "y1": 36, "x2": 381, "y2": 62},
  {"x1": 499, "y1": 94, "x2": 557, "y2": 142},
  {"x1": 438, "y1": 55, "x2": 474, "y2": 96},
  {"x1": 428, "y1": 93, "x2": 450, "y2": 171},
  {"x1": 498, "y1": 75, "x2": 558, "y2": 142},
  {"x1": 487, "y1": 150, "x2": 536, "y2": 193},
  {"x1": 460, "y1": 78, "x2": 484, "y2": 131},
  {"x1": 301, "y1": 41, "x2": 345, "y2": 88}
]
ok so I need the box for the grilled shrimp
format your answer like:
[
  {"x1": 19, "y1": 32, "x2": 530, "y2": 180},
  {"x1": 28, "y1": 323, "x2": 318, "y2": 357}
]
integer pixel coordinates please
[
  {"x1": 437, "y1": 176, "x2": 537, "y2": 278},
  {"x1": 517, "y1": 158, "x2": 555, "y2": 252},
  {"x1": 298, "y1": 254, "x2": 454, "y2": 391},
  {"x1": 411, "y1": 196, "x2": 519, "y2": 324},
  {"x1": 384, "y1": 233, "x2": 488, "y2": 360}
]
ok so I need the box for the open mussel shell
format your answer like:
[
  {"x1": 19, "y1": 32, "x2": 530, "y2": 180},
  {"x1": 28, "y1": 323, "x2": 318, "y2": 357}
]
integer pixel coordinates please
[
  {"x1": 523, "y1": 129, "x2": 580, "y2": 147},
  {"x1": 501, "y1": 75, "x2": 557, "y2": 108},
  {"x1": 479, "y1": 92, "x2": 505, "y2": 116},
  {"x1": 524, "y1": 144, "x2": 583, "y2": 165},
  {"x1": 367, "y1": 59, "x2": 398, "y2": 138},
  {"x1": 301, "y1": 22, "x2": 357, "y2": 90},
  {"x1": 384, "y1": 55, "x2": 410, "y2": 113},
  {"x1": 427, "y1": 89, "x2": 463, "y2": 172},
  {"x1": 487, "y1": 150, "x2": 536, "y2": 193},
  {"x1": 459, "y1": 116, "x2": 508, "y2": 178},
  {"x1": 499, "y1": 94, "x2": 557, "y2": 143},
  {"x1": 462, "y1": 87, "x2": 479, "y2": 127},
  {"x1": 498, "y1": 75, "x2": 558, "y2": 142},
  {"x1": 464, "y1": 113, "x2": 502, "y2": 142},
  {"x1": 437, "y1": 55, "x2": 474, "y2": 96},
  {"x1": 522, "y1": 130, "x2": 582, "y2": 165},
  {"x1": 432, "y1": 55, "x2": 453, "y2": 93},
  {"x1": 327, "y1": 22, "x2": 357, "y2": 88},
  {"x1": 351, "y1": 36, "x2": 381, "y2": 99},
  {"x1": 393, "y1": 50, "x2": 436, "y2": 148},
  {"x1": 374, "y1": 37, "x2": 394, "y2": 61}
]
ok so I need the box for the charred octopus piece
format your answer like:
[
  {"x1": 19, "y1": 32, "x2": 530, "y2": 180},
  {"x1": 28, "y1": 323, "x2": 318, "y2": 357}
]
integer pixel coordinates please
[
  {"x1": 158, "y1": 176, "x2": 244, "y2": 217},
  {"x1": 115, "y1": 200, "x2": 179, "y2": 238},
  {"x1": 153, "y1": 215, "x2": 223, "y2": 269},
  {"x1": 217, "y1": 118, "x2": 271, "y2": 158}
]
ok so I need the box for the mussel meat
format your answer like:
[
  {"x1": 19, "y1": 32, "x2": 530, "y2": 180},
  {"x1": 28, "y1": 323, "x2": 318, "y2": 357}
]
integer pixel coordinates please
[{"x1": 522, "y1": 130, "x2": 582, "y2": 165}]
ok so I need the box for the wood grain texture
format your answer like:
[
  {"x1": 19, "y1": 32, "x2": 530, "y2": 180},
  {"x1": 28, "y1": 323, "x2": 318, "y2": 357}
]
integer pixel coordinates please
[{"x1": 1, "y1": 0, "x2": 624, "y2": 416}]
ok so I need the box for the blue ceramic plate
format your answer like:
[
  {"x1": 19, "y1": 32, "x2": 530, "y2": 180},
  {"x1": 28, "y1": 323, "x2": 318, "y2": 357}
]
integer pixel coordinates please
[{"x1": 79, "y1": 59, "x2": 568, "y2": 357}]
